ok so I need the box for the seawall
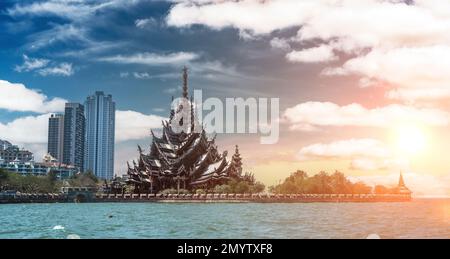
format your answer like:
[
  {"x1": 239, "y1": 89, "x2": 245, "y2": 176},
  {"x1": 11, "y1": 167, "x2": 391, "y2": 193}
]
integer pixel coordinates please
[{"x1": 0, "y1": 193, "x2": 412, "y2": 204}]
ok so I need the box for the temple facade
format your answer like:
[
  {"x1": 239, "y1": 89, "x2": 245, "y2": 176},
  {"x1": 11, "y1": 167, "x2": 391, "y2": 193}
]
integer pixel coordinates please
[{"x1": 126, "y1": 68, "x2": 246, "y2": 193}]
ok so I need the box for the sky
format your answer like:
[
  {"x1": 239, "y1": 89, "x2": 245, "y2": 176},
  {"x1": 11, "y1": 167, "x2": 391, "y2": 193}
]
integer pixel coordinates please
[{"x1": 1, "y1": 0, "x2": 450, "y2": 196}]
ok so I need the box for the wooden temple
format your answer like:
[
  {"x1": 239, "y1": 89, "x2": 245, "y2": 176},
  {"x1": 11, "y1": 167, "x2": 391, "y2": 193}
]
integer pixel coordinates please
[{"x1": 126, "y1": 67, "x2": 245, "y2": 193}]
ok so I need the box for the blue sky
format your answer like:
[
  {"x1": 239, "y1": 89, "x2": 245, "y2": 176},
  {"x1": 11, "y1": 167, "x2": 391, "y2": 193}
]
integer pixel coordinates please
[
  {"x1": 1, "y1": 0, "x2": 450, "y2": 195},
  {"x1": 0, "y1": 0, "x2": 364, "y2": 115}
]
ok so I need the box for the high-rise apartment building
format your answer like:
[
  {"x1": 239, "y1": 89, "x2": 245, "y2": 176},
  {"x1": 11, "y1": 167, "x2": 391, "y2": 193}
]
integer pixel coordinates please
[
  {"x1": 47, "y1": 114, "x2": 64, "y2": 162},
  {"x1": 63, "y1": 103, "x2": 85, "y2": 172},
  {"x1": 84, "y1": 92, "x2": 115, "y2": 179}
]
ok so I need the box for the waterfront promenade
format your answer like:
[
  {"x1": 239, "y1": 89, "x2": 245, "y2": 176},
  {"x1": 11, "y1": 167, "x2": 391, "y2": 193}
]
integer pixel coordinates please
[{"x1": 0, "y1": 192, "x2": 412, "y2": 204}]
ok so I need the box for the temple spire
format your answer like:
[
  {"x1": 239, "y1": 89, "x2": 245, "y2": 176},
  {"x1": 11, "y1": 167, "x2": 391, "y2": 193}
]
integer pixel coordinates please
[
  {"x1": 232, "y1": 145, "x2": 243, "y2": 176},
  {"x1": 398, "y1": 172, "x2": 405, "y2": 187},
  {"x1": 190, "y1": 95, "x2": 195, "y2": 132},
  {"x1": 182, "y1": 66, "x2": 188, "y2": 98}
]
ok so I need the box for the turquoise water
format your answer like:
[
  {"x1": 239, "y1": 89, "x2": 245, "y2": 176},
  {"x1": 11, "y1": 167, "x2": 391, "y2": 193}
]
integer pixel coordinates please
[{"x1": 1, "y1": 199, "x2": 449, "y2": 239}]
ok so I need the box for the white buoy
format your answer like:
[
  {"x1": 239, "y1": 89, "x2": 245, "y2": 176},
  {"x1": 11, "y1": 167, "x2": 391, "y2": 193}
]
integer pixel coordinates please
[{"x1": 52, "y1": 225, "x2": 65, "y2": 230}]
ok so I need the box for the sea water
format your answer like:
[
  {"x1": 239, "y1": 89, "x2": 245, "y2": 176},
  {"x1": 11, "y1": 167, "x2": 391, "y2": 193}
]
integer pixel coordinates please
[{"x1": 0, "y1": 199, "x2": 449, "y2": 239}]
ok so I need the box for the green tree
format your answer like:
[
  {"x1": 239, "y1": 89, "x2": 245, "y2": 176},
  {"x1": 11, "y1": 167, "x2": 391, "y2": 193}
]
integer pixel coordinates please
[
  {"x1": 69, "y1": 172, "x2": 99, "y2": 187},
  {"x1": 374, "y1": 185, "x2": 394, "y2": 194},
  {"x1": 352, "y1": 181, "x2": 373, "y2": 194},
  {"x1": 304, "y1": 171, "x2": 332, "y2": 194},
  {"x1": 0, "y1": 169, "x2": 10, "y2": 190},
  {"x1": 47, "y1": 170, "x2": 58, "y2": 183},
  {"x1": 195, "y1": 189, "x2": 206, "y2": 194},
  {"x1": 234, "y1": 181, "x2": 250, "y2": 193},
  {"x1": 279, "y1": 181, "x2": 298, "y2": 194},
  {"x1": 214, "y1": 184, "x2": 232, "y2": 193},
  {"x1": 249, "y1": 182, "x2": 265, "y2": 193},
  {"x1": 330, "y1": 171, "x2": 352, "y2": 194}
]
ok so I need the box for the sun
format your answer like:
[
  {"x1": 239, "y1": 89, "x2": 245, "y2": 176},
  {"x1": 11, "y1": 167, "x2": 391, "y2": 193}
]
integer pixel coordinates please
[{"x1": 394, "y1": 126, "x2": 427, "y2": 156}]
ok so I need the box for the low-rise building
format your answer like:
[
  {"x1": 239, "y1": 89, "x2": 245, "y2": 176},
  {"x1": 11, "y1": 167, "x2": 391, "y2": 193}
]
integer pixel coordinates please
[
  {"x1": 0, "y1": 144, "x2": 33, "y2": 163},
  {"x1": 0, "y1": 154, "x2": 79, "y2": 180}
]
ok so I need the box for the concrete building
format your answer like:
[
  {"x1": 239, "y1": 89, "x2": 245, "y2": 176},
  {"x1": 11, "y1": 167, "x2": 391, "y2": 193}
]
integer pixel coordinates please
[
  {"x1": 0, "y1": 140, "x2": 12, "y2": 151},
  {"x1": 0, "y1": 140, "x2": 33, "y2": 163}
]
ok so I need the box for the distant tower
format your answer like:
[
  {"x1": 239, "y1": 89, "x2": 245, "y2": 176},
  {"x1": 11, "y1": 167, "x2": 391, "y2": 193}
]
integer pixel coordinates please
[
  {"x1": 63, "y1": 103, "x2": 85, "y2": 171},
  {"x1": 48, "y1": 114, "x2": 64, "y2": 162},
  {"x1": 84, "y1": 92, "x2": 115, "y2": 179}
]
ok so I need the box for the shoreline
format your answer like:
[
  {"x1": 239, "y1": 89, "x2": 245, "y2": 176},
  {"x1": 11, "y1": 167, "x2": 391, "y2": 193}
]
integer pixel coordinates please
[{"x1": 0, "y1": 193, "x2": 412, "y2": 204}]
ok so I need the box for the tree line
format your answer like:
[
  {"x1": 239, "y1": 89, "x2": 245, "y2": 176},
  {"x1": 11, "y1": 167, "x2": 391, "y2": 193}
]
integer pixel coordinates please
[
  {"x1": 269, "y1": 170, "x2": 398, "y2": 194},
  {"x1": 0, "y1": 169, "x2": 99, "y2": 193}
]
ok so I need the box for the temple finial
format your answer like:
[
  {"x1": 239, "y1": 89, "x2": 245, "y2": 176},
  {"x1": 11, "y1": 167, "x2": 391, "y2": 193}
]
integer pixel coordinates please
[
  {"x1": 182, "y1": 66, "x2": 188, "y2": 98},
  {"x1": 398, "y1": 171, "x2": 405, "y2": 187}
]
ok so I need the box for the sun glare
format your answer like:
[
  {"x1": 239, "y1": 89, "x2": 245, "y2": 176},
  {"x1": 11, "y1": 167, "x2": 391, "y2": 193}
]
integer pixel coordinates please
[{"x1": 394, "y1": 126, "x2": 427, "y2": 155}]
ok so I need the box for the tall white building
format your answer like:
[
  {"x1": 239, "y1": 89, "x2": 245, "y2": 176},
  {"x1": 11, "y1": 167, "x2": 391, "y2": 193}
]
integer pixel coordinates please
[{"x1": 84, "y1": 92, "x2": 115, "y2": 179}]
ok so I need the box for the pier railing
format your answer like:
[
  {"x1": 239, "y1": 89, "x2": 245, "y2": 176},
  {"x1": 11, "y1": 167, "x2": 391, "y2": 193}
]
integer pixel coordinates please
[
  {"x1": 93, "y1": 193, "x2": 412, "y2": 203},
  {"x1": 0, "y1": 193, "x2": 66, "y2": 203}
]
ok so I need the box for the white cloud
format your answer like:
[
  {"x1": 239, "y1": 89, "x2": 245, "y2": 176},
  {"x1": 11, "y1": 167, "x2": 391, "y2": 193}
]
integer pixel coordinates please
[
  {"x1": 0, "y1": 114, "x2": 51, "y2": 162},
  {"x1": 298, "y1": 138, "x2": 389, "y2": 160},
  {"x1": 7, "y1": 0, "x2": 97, "y2": 20},
  {"x1": 7, "y1": 0, "x2": 144, "y2": 21},
  {"x1": 38, "y1": 62, "x2": 74, "y2": 76},
  {"x1": 270, "y1": 37, "x2": 291, "y2": 51},
  {"x1": 0, "y1": 114, "x2": 50, "y2": 161},
  {"x1": 297, "y1": 138, "x2": 409, "y2": 171},
  {"x1": 286, "y1": 44, "x2": 337, "y2": 63},
  {"x1": 350, "y1": 158, "x2": 408, "y2": 171},
  {"x1": 166, "y1": 0, "x2": 311, "y2": 34},
  {"x1": 135, "y1": 18, "x2": 157, "y2": 28},
  {"x1": 115, "y1": 110, "x2": 166, "y2": 142},
  {"x1": 133, "y1": 72, "x2": 151, "y2": 79},
  {"x1": 98, "y1": 52, "x2": 200, "y2": 66},
  {"x1": 26, "y1": 24, "x2": 90, "y2": 50},
  {"x1": 0, "y1": 80, "x2": 66, "y2": 113},
  {"x1": 166, "y1": 0, "x2": 450, "y2": 100},
  {"x1": 14, "y1": 54, "x2": 75, "y2": 77},
  {"x1": 283, "y1": 102, "x2": 449, "y2": 131},
  {"x1": 166, "y1": 0, "x2": 450, "y2": 48},
  {"x1": 15, "y1": 55, "x2": 49, "y2": 72},
  {"x1": 325, "y1": 46, "x2": 450, "y2": 101},
  {"x1": 0, "y1": 114, "x2": 49, "y2": 144}
]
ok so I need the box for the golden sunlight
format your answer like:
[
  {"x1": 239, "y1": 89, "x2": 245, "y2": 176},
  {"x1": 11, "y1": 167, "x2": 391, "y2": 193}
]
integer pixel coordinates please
[{"x1": 394, "y1": 126, "x2": 427, "y2": 156}]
